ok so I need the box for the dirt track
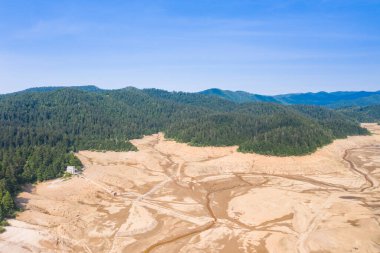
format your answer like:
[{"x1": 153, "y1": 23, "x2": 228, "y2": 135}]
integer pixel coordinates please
[{"x1": 0, "y1": 123, "x2": 380, "y2": 253}]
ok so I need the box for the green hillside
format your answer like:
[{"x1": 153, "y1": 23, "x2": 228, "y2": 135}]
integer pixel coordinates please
[
  {"x1": 0, "y1": 87, "x2": 370, "y2": 221},
  {"x1": 337, "y1": 105, "x2": 380, "y2": 123}
]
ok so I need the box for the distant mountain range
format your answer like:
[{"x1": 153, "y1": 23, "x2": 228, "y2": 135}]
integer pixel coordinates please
[
  {"x1": 200, "y1": 88, "x2": 279, "y2": 104},
  {"x1": 6, "y1": 85, "x2": 380, "y2": 109},
  {"x1": 200, "y1": 88, "x2": 380, "y2": 108}
]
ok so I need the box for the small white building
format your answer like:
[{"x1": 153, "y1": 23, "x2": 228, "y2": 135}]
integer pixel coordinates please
[{"x1": 66, "y1": 166, "x2": 78, "y2": 174}]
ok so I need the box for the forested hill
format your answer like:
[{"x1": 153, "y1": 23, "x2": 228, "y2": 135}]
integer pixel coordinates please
[
  {"x1": 337, "y1": 105, "x2": 380, "y2": 123},
  {"x1": 200, "y1": 88, "x2": 279, "y2": 104},
  {"x1": 200, "y1": 88, "x2": 380, "y2": 108},
  {"x1": 19, "y1": 85, "x2": 103, "y2": 93},
  {"x1": 0, "y1": 87, "x2": 370, "y2": 221}
]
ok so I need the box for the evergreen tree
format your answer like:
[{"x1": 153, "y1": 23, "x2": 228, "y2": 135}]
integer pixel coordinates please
[{"x1": 2, "y1": 191, "x2": 14, "y2": 217}]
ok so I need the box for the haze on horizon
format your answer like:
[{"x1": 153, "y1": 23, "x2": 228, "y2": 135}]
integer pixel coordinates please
[{"x1": 1, "y1": 0, "x2": 379, "y2": 95}]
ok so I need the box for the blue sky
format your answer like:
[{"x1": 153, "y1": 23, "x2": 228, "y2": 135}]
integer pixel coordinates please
[{"x1": 0, "y1": 0, "x2": 379, "y2": 94}]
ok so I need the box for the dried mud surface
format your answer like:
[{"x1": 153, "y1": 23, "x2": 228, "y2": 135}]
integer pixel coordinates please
[{"x1": 1, "y1": 123, "x2": 380, "y2": 253}]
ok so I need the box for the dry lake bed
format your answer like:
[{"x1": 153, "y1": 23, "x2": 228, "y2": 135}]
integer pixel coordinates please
[{"x1": 1, "y1": 123, "x2": 380, "y2": 253}]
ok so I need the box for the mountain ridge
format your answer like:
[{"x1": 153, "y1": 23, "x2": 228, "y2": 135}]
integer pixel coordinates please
[
  {"x1": 4, "y1": 85, "x2": 380, "y2": 108},
  {"x1": 200, "y1": 88, "x2": 380, "y2": 108}
]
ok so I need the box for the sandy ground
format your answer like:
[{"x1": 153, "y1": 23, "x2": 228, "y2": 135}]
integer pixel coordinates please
[{"x1": 0, "y1": 123, "x2": 380, "y2": 253}]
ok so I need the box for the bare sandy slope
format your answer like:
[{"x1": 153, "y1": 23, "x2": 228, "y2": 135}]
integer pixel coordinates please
[{"x1": 0, "y1": 123, "x2": 380, "y2": 253}]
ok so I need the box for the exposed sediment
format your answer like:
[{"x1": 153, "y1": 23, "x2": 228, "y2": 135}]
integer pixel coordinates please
[{"x1": 0, "y1": 123, "x2": 379, "y2": 253}]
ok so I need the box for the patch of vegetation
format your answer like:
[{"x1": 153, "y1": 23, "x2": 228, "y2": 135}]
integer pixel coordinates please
[
  {"x1": 0, "y1": 220, "x2": 10, "y2": 226},
  {"x1": 62, "y1": 172, "x2": 73, "y2": 180},
  {"x1": 0, "y1": 220, "x2": 9, "y2": 233}
]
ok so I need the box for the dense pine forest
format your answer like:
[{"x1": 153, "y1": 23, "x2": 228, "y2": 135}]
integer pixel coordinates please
[
  {"x1": 0, "y1": 87, "x2": 371, "y2": 222},
  {"x1": 337, "y1": 105, "x2": 380, "y2": 123}
]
